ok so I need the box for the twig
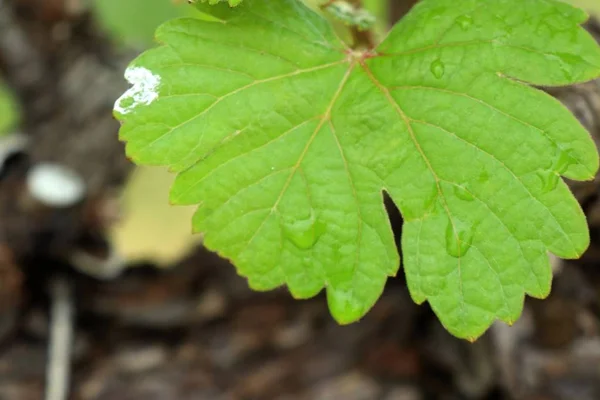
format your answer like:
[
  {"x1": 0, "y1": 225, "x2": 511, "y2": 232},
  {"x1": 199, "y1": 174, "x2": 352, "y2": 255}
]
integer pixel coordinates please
[
  {"x1": 320, "y1": 0, "x2": 377, "y2": 49},
  {"x1": 350, "y1": 26, "x2": 376, "y2": 49},
  {"x1": 45, "y1": 276, "x2": 74, "y2": 400},
  {"x1": 348, "y1": 0, "x2": 376, "y2": 49}
]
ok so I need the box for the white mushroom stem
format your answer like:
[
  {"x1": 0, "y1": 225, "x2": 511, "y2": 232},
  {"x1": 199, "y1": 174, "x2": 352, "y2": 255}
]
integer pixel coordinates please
[
  {"x1": 45, "y1": 276, "x2": 74, "y2": 400},
  {"x1": 27, "y1": 163, "x2": 86, "y2": 208},
  {"x1": 69, "y1": 246, "x2": 126, "y2": 280}
]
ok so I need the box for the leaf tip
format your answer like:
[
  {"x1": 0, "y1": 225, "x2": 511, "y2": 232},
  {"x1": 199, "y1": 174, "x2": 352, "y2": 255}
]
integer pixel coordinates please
[
  {"x1": 327, "y1": 288, "x2": 365, "y2": 325},
  {"x1": 168, "y1": 190, "x2": 182, "y2": 206}
]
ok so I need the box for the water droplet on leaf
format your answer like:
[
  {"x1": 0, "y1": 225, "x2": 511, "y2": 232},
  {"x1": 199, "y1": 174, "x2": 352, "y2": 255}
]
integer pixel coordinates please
[
  {"x1": 536, "y1": 170, "x2": 559, "y2": 193},
  {"x1": 555, "y1": 52, "x2": 583, "y2": 81},
  {"x1": 453, "y1": 185, "x2": 475, "y2": 202},
  {"x1": 445, "y1": 218, "x2": 474, "y2": 258},
  {"x1": 281, "y1": 210, "x2": 326, "y2": 250},
  {"x1": 552, "y1": 150, "x2": 576, "y2": 174},
  {"x1": 430, "y1": 59, "x2": 445, "y2": 79},
  {"x1": 478, "y1": 169, "x2": 490, "y2": 183},
  {"x1": 456, "y1": 15, "x2": 473, "y2": 30}
]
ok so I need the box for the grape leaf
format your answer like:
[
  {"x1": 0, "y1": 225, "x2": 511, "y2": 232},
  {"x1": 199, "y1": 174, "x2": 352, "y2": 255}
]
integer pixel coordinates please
[
  {"x1": 114, "y1": 0, "x2": 600, "y2": 339},
  {"x1": 194, "y1": 0, "x2": 244, "y2": 7},
  {"x1": 0, "y1": 82, "x2": 19, "y2": 136},
  {"x1": 92, "y1": 0, "x2": 193, "y2": 46}
]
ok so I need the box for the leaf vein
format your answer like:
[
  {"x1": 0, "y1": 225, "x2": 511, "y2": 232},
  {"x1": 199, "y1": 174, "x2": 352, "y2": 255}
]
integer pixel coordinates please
[
  {"x1": 173, "y1": 117, "x2": 319, "y2": 203},
  {"x1": 138, "y1": 60, "x2": 347, "y2": 156},
  {"x1": 359, "y1": 61, "x2": 468, "y2": 324},
  {"x1": 410, "y1": 118, "x2": 578, "y2": 255},
  {"x1": 390, "y1": 84, "x2": 586, "y2": 171}
]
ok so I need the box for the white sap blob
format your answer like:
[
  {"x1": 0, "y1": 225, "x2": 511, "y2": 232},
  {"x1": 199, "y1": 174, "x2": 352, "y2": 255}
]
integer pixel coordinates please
[{"x1": 114, "y1": 66, "x2": 161, "y2": 115}]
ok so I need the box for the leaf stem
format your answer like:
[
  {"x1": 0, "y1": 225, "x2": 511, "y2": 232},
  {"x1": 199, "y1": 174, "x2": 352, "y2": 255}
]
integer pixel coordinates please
[
  {"x1": 321, "y1": 0, "x2": 377, "y2": 49},
  {"x1": 351, "y1": 26, "x2": 376, "y2": 49},
  {"x1": 349, "y1": 0, "x2": 376, "y2": 49}
]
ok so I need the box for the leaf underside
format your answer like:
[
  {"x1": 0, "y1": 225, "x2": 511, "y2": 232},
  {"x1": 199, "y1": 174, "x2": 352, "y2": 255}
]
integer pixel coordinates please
[{"x1": 115, "y1": 0, "x2": 600, "y2": 339}]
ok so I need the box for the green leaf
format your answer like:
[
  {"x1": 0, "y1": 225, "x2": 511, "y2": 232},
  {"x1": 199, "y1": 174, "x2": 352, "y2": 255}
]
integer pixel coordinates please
[
  {"x1": 114, "y1": 0, "x2": 600, "y2": 339},
  {"x1": 194, "y1": 0, "x2": 244, "y2": 6},
  {"x1": 0, "y1": 82, "x2": 19, "y2": 136},
  {"x1": 92, "y1": 0, "x2": 194, "y2": 46}
]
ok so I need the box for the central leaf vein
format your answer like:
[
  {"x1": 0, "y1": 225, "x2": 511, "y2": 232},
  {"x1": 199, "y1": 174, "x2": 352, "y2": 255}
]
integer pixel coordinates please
[
  {"x1": 359, "y1": 61, "x2": 468, "y2": 321},
  {"x1": 236, "y1": 60, "x2": 358, "y2": 277}
]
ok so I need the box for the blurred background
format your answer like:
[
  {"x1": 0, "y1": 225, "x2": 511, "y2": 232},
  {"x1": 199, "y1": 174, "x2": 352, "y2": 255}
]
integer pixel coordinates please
[{"x1": 1, "y1": 0, "x2": 600, "y2": 399}]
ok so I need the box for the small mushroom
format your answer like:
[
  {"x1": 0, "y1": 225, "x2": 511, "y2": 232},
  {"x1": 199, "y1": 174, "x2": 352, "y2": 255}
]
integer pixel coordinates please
[{"x1": 26, "y1": 162, "x2": 86, "y2": 208}]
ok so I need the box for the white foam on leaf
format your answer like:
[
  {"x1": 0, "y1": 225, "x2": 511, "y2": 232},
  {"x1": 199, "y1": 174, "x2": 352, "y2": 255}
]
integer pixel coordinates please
[{"x1": 114, "y1": 66, "x2": 161, "y2": 115}]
